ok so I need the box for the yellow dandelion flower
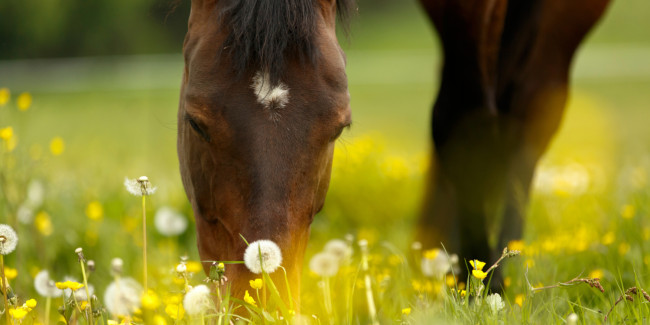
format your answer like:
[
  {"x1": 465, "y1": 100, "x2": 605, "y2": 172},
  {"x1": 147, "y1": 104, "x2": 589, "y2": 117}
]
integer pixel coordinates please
[
  {"x1": 186, "y1": 261, "x2": 203, "y2": 273},
  {"x1": 402, "y1": 307, "x2": 411, "y2": 315},
  {"x1": 0, "y1": 88, "x2": 9, "y2": 106},
  {"x1": 244, "y1": 290, "x2": 256, "y2": 306},
  {"x1": 469, "y1": 259, "x2": 486, "y2": 271},
  {"x1": 423, "y1": 249, "x2": 439, "y2": 260},
  {"x1": 142, "y1": 290, "x2": 161, "y2": 310},
  {"x1": 85, "y1": 201, "x2": 104, "y2": 220},
  {"x1": 458, "y1": 289, "x2": 467, "y2": 298},
  {"x1": 249, "y1": 278, "x2": 263, "y2": 290},
  {"x1": 165, "y1": 304, "x2": 184, "y2": 320},
  {"x1": 49, "y1": 137, "x2": 65, "y2": 156},
  {"x1": 589, "y1": 269, "x2": 604, "y2": 279},
  {"x1": 16, "y1": 92, "x2": 32, "y2": 111},
  {"x1": 4, "y1": 267, "x2": 18, "y2": 280},
  {"x1": 514, "y1": 294, "x2": 525, "y2": 307},
  {"x1": 508, "y1": 240, "x2": 525, "y2": 253},
  {"x1": 619, "y1": 242, "x2": 631, "y2": 255},
  {"x1": 9, "y1": 308, "x2": 28, "y2": 320},
  {"x1": 0, "y1": 127, "x2": 13, "y2": 140},
  {"x1": 153, "y1": 315, "x2": 167, "y2": 325},
  {"x1": 80, "y1": 301, "x2": 89, "y2": 311},
  {"x1": 472, "y1": 269, "x2": 487, "y2": 280},
  {"x1": 621, "y1": 204, "x2": 635, "y2": 219},
  {"x1": 26, "y1": 299, "x2": 37, "y2": 309},
  {"x1": 602, "y1": 231, "x2": 615, "y2": 245},
  {"x1": 35, "y1": 211, "x2": 53, "y2": 236}
]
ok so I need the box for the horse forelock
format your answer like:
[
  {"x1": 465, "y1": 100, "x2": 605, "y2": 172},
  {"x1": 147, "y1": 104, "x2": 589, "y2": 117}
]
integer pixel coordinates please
[{"x1": 218, "y1": 0, "x2": 356, "y2": 87}]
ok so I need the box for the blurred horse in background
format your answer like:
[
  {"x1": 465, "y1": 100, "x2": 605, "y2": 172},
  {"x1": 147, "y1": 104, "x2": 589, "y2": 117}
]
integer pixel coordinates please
[
  {"x1": 177, "y1": 0, "x2": 354, "y2": 304},
  {"x1": 417, "y1": 0, "x2": 611, "y2": 286}
]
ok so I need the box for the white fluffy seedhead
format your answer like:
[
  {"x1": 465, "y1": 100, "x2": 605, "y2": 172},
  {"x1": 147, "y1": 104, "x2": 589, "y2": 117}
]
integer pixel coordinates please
[
  {"x1": 34, "y1": 270, "x2": 63, "y2": 298},
  {"x1": 324, "y1": 239, "x2": 353, "y2": 262},
  {"x1": 104, "y1": 277, "x2": 143, "y2": 317},
  {"x1": 154, "y1": 206, "x2": 188, "y2": 237},
  {"x1": 124, "y1": 177, "x2": 157, "y2": 196},
  {"x1": 309, "y1": 252, "x2": 340, "y2": 278},
  {"x1": 243, "y1": 240, "x2": 283, "y2": 274},
  {"x1": 0, "y1": 224, "x2": 18, "y2": 255},
  {"x1": 183, "y1": 284, "x2": 213, "y2": 316}
]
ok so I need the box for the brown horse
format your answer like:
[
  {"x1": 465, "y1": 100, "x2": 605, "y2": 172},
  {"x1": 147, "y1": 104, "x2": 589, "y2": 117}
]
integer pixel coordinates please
[
  {"x1": 417, "y1": 0, "x2": 611, "y2": 286},
  {"x1": 177, "y1": 0, "x2": 355, "y2": 304}
]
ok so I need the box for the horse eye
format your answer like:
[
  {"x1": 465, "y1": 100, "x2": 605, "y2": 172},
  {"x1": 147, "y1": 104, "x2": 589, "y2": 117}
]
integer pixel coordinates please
[
  {"x1": 331, "y1": 123, "x2": 350, "y2": 142},
  {"x1": 185, "y1": 115, "x2": 211, "y2": 142}
]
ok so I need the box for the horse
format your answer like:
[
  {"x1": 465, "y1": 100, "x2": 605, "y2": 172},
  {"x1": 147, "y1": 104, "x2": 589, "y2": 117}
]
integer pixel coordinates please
[
  {"x1": 176, "y1": 0, "x2": 355, "y2": 304},
  {"x1": 417, "y1": 0, "x2": 611, "y2": 286}
]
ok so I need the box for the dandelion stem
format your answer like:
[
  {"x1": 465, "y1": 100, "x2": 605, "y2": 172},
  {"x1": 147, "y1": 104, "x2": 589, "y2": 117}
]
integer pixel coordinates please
[
  {"x1": 359, "y1": 241, "x2": 378, "y2": 325},
  {"x1": 0, "y1": 253, "x2": 9, "y2": 325},
  {"x1": 142, "y1": 195, "x2": 148, "y2": 292},
  {"x1": 323, "y1": 277, "x2": 333, "y2": 324},
  {"x1": 45, "y1": 296, "x2": 51, "y2": 325},
  {"x1": 80, "y1": 258, "x2": 93, "y2": 323}
]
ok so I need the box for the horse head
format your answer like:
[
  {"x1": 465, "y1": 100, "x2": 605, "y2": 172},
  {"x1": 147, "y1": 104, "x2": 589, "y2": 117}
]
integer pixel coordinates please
[{"x1": 177, "y1": 0, "x2": 354, "y2": 304}]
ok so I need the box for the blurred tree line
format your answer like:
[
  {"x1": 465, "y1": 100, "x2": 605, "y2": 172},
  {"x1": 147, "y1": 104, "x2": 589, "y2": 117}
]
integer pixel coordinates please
[{"x1": 0, "y1": 0, "x2": 396, "y2": 60}]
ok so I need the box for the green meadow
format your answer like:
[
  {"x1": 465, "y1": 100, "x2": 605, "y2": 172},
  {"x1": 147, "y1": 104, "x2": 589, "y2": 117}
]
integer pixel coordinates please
[{"x1": 1, "y1": 0, "x2": 650, "y2": 323}]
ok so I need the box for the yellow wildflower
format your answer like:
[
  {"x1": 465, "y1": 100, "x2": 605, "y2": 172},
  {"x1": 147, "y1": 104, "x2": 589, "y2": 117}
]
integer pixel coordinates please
[
  {"x1": 472, "y1": 269, "x2": 487, "y2": 280},
  {"x1": 525, "y1": 259, "x2": 535, "y2": 268},
  {"x1": 249, "y1": 278, "x2": 263, "y2": 290},
  {"x1": 445, "y1": 274, "x2": 456, "y2": 287},
  {"x1": 244, "y1": 290, "x2": 256, "y2": 306},
  {"x1": 469, "y1": 259, "x2": 486, "y2": 271},
  {"x1": 16, "y1": 92, "x2": 32, "y2": 111},
  {"x1": 80, "y1": 301, "x2": 89, "y2": 311},
  {"x1": 402, "y1": 307, "x2": 411, "y2": 315},
  {"x1": 4, "y1": 267, "x2": 17, "y2": 280},
  {"x1": 0, "y1": 127, "x2": 13, "y2": 140},
  {"x1": 508, "y1": 240, "x2": 525, "y2": 253},
  {"x1": 153, "y1": 315, "x2": 167, "y2": 325},
  {"x1": 514, "y1": 294, "x2": 525, "y2": 307},
  {"x1": 55, "y1": 282, "x2": 68, "y2": 290},
  {"x1": 0, "y1": 88, "x2": 9, "y2": 106},
  {"x1": 504, "y1": 276, "x2": 512, "y2": 288},
  {"x1": 602, "y1": 231, "x2": 615, "y2": 245},
  {"x1": 388, "y1": 254, "x2": 402, "y2": 266},
  {"x1": 621, "y1": 204, "x2": 635, "y2": 219},
  {"x1": 411, "y1": 280, "x2": 422, "y2": 291},
  {"x1": 589, "y1": 269, "x2": 605, "y2": 281},
  {"x1": 619, "y1": 242, "x2": 631, "y2": 255},
  {"x1": 9, "y1": 308, "x2": 28, "y2": 320},
  {"x1": 142, "y1": 290, "x2": 161, "y2": 310},
  {"x1": 25, "y1": 299, "x2": 37, "y2": 309},
  {"x1": 35, "y1": 211, "x2": 53, "y2": 236},
  {"x1": 423, "y1": 248, "x2": 439, "y2": 260},
  {"x1": 458, "y1": 289, "x2": 466, "y2": 298},
  {"x1": 85, "y1": 201, "x2": 104, "y2": 220},
  {"x1": 66, "y1": 281, "x2": 85, "y2": 291},
  {"x1": 165, "y1": 304, "x2": 184, "y2": 320},
  {"x1": 186, "y1": 261, "x2": 203, "y2": 273},
  {"x1": 49, "y1": 137, "x2": 65, "y2": 156}
]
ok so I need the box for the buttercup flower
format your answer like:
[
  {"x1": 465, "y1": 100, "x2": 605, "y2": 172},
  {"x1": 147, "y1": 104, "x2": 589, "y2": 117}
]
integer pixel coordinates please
[
  {"x1": 472, "y1": 269, "x2": 488, "y2": 280},
  {"x1": 183, "y1": 285, "x2": 212, "y2": 316},
  {"x1": 249, "y1": 278, "x2": 263, "y2": 290},
  {"x1": 309, "y1": 252, "x2": 340, "y2": 277},
  {"x1": 324, "y1": 239, "x2": 352, "y2": 261},
  {"x1": 104, "y1": 277, "x2": 143, "y2": 317},
  {"x1": 34, "y1": 270, "x2": 63, "y2": 298},
  {"x1": 243, "y1": 290, "x2": 256, "y2": 306},
  {"x1": 0, "y1": 224, "x2": 18, "y2": 255},
  {"x1": 243, "y1": 240, "x2": 283, "y2": 274},
  {"x1": 124, "y1": 176, "x2": 157, "y2": 196},
  {"x1": 402, "y1": 307, "x2": 411, "y2": 315},
  {"x1": 469, "y1": 259, "x2": 486, "y2": 271},
  {"x1": 154, "y1": 206, "x2": 188, "y2": 237}
]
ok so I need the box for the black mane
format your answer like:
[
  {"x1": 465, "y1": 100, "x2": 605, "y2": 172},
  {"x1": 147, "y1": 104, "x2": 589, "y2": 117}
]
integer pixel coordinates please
[{"x1": 219, "y1": 0, "x2": 356, "y2": 86}]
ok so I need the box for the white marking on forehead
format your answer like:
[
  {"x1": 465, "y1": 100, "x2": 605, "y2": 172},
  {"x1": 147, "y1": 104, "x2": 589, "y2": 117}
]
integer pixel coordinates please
[{"x1": 251, "y1": 71, "x2": 290, "y2": 110}]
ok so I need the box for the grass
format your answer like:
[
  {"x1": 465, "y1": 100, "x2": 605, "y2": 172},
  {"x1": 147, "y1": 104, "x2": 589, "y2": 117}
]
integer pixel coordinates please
[{"x1": 1, "y1": 0, "x2": 650, "y2": 323}]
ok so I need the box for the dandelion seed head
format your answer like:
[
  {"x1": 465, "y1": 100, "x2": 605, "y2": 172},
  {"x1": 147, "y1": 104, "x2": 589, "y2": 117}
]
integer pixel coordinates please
[
  {"x1": 485, "y1": 293, "x2": 505, "y2": 314},
  {"x1": 26, "y1": 179, "x2": 45, "y2": 207},
  {"x1": 124, "y1": 177, "x2": 157, "y2": 196},
  {"x1": 309, "y1": 252, "x2": 339, "y2": 277},
  {"x1": 176, "y1": 263, "x2": 187, "y2": 273},
  {"x1": 183, "y1": 284, "x2": 213, "y2": 316},
  {"x1": 17, "y1": 204, "x2": 34, "y2": 225},
  {"x1": 567, "y1": 313, "x2": 579, "y2": 325},
  {"x1": 104, "y1": 277, "x2": 143, "y2": 317},
  {"x1": 154, "y1": 206, "x2": 188, "y2": 237},
  {"x1": 111, "y1": 258, "x2": 124, "y2": 275},
  {"x1": 0, "y1": 224, "x2": 18, "y2": 255},
  {"x1": 243, "y1": 240, "x2": 283, "y2": 274},
  {"x1": 34, "y1": 270, "x2": 63, "y2": 298},
  {"x1": 75, "y1": 247, "x2": 83, "y2": 254},
  {"x1": 421, "y1": 252, "x2": 451, "y2": 278},
  {"x1": 324, "y1": 239, "x2": 352, "y2": 262}
]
